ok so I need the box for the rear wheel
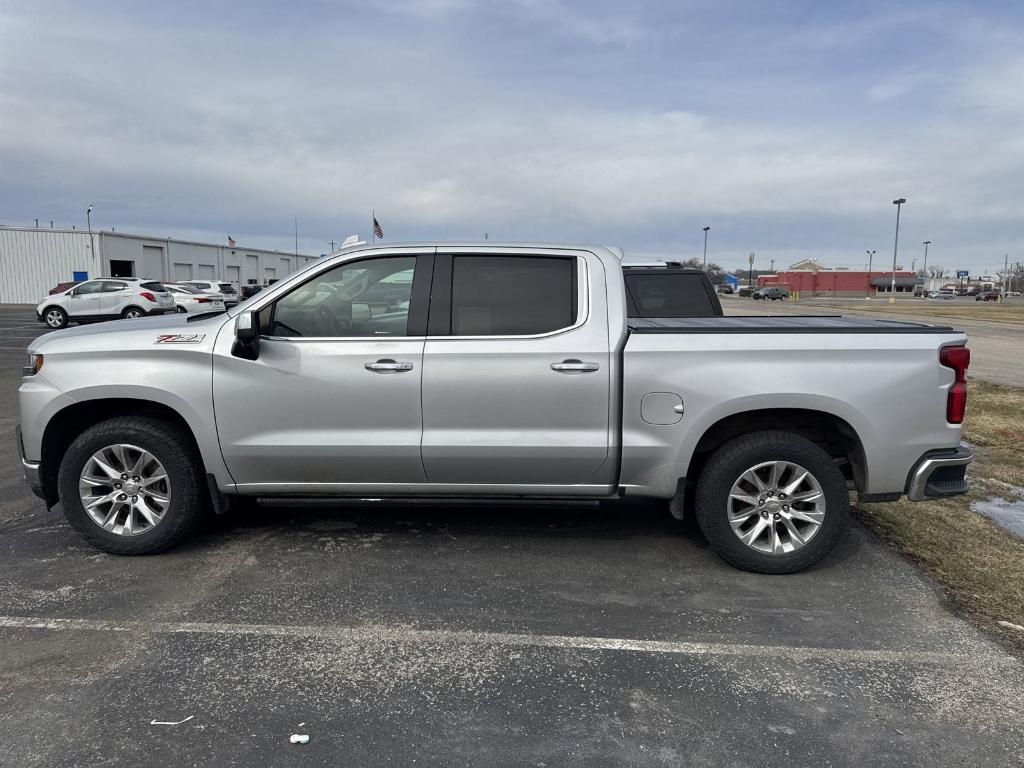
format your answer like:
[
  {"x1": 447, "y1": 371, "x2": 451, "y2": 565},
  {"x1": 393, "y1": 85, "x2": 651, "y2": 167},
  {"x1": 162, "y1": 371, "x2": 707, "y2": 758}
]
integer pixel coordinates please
[
  {"x1": 176, "y1": 305, "x2": 188, "y2": 313},
  {"x1": 57, "y1": 416, "x2": 206, "y2": 554},
  {"x1": 122, "y1": 306, "x2": 144, "y2": 319},
  {"x1": 695, "y1": 431, "x2": 849, "y2": 573},
  {"x1": 43, "y1": 307, "x2": 68, "y2": 329}
]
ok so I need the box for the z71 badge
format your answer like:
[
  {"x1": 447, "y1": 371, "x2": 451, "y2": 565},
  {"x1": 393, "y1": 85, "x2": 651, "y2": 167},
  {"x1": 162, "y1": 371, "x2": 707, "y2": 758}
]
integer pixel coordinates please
[{"x1": 155, "y1": 334, "x2": 206, "y2": 345}]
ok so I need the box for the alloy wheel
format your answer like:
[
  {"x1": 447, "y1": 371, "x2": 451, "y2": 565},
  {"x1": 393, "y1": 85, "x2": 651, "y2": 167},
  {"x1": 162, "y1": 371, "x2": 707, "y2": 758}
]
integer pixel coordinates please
[
  {"x1": 78, "y1": 444, "x2": 171, "y2": 536},
  {"x1": 726, "y1": 460, "x2": 826, "y2": 554}
]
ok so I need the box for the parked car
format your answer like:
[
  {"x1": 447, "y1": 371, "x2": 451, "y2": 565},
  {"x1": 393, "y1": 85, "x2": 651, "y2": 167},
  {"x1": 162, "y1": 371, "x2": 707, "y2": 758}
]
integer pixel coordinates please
[
  {"x1": 180, "y1": 280, "x2": 239, "y2": 307},
  {"x1": 36, "y1": 278, "x2": 176, "y2": 329},
  {"x1": 240, "y1": 283, "x2": 263, "y2": 300},
  {"x1": 716, "y1": 284, "x2": 735, "y2": 295},
  {"x1": 929, "y1": 291, "x2": 956, "y2": 300},
  {"x1": 19, "y1": 243, "x2": 972, "y2": 574},
  {"x1": 737, "y1": 286, "x2": 755, "y2": 297},
  {"x1": 48, "y1": 280, "x2": 82, "y2": 295},
  {"x1": 621, "y1": 265, "x2": 722, "y2": 317},
  {"x1": 163, "y1": 283, "x2": 227, "y2": 314},
  {"x1": 975, "y1": 291, "x2": 1000, "y2": 302},
  {"x1": 752, "y1": 287, "x2": 790, "y2": 301}
]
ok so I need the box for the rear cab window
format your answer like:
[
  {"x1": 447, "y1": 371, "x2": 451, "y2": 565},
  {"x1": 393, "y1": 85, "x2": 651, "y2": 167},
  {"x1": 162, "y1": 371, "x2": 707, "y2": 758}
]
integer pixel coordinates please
[{"x1": 623, "y1": 270, "x2": 722, "y2": 318}]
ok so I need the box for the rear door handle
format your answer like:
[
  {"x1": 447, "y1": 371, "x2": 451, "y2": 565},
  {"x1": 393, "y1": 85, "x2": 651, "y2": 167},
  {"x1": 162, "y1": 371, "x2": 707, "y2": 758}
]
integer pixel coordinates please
[
  {"x1": 551, "y1": 359, "x2": 600, "y2": 373},
  {"x1": 365, "y1": 359, "x2": 414, "y2": 373}
]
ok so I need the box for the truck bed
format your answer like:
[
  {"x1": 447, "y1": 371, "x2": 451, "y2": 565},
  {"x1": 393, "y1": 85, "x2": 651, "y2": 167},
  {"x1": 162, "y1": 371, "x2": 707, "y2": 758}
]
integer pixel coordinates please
[{"x1": 626, "y1": 315, "x2": 956, "y2": 334}]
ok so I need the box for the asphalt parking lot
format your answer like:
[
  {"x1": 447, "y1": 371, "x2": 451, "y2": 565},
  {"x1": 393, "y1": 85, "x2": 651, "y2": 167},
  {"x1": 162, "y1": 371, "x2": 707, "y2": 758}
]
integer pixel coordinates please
[{"x1": 1, "y1": 305, "x2": 1023, "y2": 766}]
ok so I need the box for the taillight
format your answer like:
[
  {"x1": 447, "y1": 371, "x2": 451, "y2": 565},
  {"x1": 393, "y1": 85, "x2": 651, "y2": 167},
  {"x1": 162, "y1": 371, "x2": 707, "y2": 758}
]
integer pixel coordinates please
[
  {"x1": 196, "y1": 297, "x2": 212, "y2": 303},
  {"x1": 140, "y1": 291, "x2": 156, "y2": 302},
  {"x1": 939, "y1": 345, "x2": 970, "y2": 424}
]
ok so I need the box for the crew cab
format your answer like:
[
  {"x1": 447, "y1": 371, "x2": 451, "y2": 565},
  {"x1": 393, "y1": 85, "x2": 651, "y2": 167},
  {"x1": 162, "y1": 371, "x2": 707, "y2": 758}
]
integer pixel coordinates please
[{"x1": 18, "y1": 243, "x2": 972, "y2": 573}]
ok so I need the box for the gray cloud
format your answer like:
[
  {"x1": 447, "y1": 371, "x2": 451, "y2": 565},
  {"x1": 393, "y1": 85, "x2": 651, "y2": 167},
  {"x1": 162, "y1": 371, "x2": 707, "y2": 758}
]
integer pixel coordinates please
[{"x1": 0, "y1": 0, "x2": 1021, "y2": 272}]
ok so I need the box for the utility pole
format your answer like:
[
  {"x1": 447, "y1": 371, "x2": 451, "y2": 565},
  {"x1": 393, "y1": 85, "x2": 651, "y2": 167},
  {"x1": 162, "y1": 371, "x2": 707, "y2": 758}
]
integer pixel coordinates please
[
  {"x1": 748, "y1": 252, "x2": 755, "y2": 289},
  {"x1": 889, "y1": 198, "x2": 906, "y2": 304},
  {"x1": 329, "y1": 239, "x2": 336, "y2": 252},
  {"x1": 702, "y1": 226, "x2": 710, "y2": 269},
  {"x1": 770, "y1": 258, "x2": 775, "y2": 272},
  {"x1": 1002, "y1": 254, "x2": 1010, "y2": 303}
]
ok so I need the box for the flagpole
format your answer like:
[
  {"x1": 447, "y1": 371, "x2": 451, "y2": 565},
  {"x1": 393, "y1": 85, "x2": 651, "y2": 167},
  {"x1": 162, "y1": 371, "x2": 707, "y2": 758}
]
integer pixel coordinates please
[{"x1": 371, "y1": 209, "x2": 375, "y2": 244}]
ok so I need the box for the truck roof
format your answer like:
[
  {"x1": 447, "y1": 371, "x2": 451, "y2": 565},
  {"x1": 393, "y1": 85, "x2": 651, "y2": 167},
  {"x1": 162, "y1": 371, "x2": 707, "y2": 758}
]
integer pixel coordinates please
[{"x1": 328, "y1": 242, "x2": 626, "y2": 259}]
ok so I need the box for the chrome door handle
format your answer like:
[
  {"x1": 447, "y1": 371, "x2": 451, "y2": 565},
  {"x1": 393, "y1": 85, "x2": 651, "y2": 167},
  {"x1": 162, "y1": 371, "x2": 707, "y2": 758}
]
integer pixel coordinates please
[
  {"x1": 365, "y1": 359, "x2": 414, "y2": 373},
  {"x1": 551, "y1": 359, "x2": 600, "y2": 373}
]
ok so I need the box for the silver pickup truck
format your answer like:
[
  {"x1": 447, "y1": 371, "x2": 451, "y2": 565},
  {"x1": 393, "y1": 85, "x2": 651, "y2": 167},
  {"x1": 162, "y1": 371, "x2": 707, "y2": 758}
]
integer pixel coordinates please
[{"x1": 18, "y1": 243, "x2": 972, "y2": 573}]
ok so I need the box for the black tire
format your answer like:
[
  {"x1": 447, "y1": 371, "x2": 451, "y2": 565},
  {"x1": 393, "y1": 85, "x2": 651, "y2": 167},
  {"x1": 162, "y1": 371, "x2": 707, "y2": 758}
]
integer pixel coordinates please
[
  {"x1": 43, "y1": 306, "x2": 68, "y2": 329},
  {"x1": 176, "y1": 305, "x2": 188, "y2": 313},
  {"x1": 122, "y1": 306, "x2": 145, "y2": 319},
  {"x1": 57, "y1": 416, "x2": 207, "y2": 555},
  {"x1": 694, "y1": 430, "x2": 849, "y2": 574}
]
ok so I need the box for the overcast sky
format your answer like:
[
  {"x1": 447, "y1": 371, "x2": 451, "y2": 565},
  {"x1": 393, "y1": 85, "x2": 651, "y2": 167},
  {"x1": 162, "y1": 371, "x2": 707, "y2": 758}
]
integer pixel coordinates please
[{"x1": 1, "y1": 0, "x2": 1022, "y2": 273}]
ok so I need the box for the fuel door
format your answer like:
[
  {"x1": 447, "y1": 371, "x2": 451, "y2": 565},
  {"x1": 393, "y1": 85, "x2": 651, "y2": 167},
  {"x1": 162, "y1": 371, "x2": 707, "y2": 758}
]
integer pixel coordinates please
[{"x1": 641, "y1": 392, "x2": 684, "y2": 425}]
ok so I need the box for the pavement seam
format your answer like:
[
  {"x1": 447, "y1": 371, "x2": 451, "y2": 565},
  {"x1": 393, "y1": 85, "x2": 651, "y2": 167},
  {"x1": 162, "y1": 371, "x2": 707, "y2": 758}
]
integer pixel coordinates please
[{"x1": 0, "y1": 613, "x2": 1013, "y2": 666}]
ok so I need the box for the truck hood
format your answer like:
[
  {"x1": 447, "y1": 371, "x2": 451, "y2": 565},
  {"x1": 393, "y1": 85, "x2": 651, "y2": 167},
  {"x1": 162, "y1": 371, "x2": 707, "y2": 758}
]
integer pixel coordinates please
[{"x1": 28, "y1": 312, "x2": 229, "y2": 354}]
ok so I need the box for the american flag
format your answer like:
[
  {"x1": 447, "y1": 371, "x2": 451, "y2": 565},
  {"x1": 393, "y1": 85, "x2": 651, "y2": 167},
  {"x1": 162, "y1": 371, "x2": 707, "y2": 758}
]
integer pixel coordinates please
[
  {"x1": 227, "y1": 235, "x2": 236, "y2": 247},
  {"x1": 373, "y1": 217, "x2": 383, "y2": 240}
]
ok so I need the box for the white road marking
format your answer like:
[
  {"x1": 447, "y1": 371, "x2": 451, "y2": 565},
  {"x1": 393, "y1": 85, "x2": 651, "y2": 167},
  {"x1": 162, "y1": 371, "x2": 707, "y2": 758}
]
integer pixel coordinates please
[
  {"x1": 150, "y1": 715, "x2": 194, "y2": 726},
  {"x1": 0, "y1": 614, "x2": 1007, "y2": 666}
]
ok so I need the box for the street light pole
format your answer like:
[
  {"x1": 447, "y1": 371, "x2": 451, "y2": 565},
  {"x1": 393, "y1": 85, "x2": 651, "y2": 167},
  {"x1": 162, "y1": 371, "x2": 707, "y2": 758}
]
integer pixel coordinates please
[
  {"x1": 889, "y1": 198, "x2": 906, "y2": 304},
  {"x1": 865, "y1": 249, "x2": 875, "y2": 300},
  {"x1": 702, "y1": 226, "x2": 710, "y2": 269},
  {"x1": 86, "y1": 204, "x2": 96, "y2": 267},
  {"x1": 922, "y1": 240, "x2": 931, "y2": 294}
]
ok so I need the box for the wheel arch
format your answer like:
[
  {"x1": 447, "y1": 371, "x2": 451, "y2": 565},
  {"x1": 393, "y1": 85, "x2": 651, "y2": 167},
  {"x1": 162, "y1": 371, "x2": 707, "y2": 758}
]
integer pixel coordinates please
[
  {"x1": 39, "y1": 396, "x2": 228, "y2": 503},
  {"x1": 684, "y1": 407, "x2": 869, "y2": 495}
]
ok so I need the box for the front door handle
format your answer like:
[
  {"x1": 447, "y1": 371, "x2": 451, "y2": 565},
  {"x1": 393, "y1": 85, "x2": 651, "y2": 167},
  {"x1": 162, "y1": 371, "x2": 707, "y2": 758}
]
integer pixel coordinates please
[
  {"x1": 365, "y1": 359, "x2": 414, "y2": 373},
  {"x1": 551, "y1": 359, "x2": 600, "y2": 373}
]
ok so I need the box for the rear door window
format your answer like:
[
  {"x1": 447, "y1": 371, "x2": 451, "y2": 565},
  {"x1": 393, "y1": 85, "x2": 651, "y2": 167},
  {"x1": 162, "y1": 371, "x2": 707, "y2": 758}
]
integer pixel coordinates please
[
  {"x1": 140, "y1": 281, "x2": 169, "y2": 293},
  {"x1": 624, "y1": 273, "x2": 720, "y2": 317},
  {"x1": 448, "y1": 256, "x2": 576, "y2": 336}
]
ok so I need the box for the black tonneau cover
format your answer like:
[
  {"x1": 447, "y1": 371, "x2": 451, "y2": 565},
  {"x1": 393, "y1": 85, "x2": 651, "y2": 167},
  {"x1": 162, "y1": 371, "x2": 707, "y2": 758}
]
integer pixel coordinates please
[{"x1": 627, "y1": 315, "x2": 957, "y2": 334}]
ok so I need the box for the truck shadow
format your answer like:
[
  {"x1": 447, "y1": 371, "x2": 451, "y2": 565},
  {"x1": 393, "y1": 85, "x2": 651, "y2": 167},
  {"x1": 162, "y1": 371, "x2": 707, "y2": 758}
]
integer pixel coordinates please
[{"x1": 204, "y1": 496, "x2": 704, "y2": 544}]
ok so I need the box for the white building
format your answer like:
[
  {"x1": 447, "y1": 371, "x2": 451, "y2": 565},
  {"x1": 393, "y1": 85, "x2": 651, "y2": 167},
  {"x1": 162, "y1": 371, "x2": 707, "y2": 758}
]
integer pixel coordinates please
[{"x1": 0, "y1": 225, "x2": 318, "y2": 304}]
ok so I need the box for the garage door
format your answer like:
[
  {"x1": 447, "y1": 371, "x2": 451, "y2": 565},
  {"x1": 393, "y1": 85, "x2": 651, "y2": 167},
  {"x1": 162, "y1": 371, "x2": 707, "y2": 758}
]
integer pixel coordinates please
[
  {"x1": 225, "y1": 265, "x2": 240, "y2": 289},
  {"x1": 142, "y1": 246, "x2": 164, "y2": 279},
  {"x1": 197, "y1": 264, "x2": 215, "y2": 279},
  {"x1": 174, "y1": 263, "x2": 193, "y2": 281}
]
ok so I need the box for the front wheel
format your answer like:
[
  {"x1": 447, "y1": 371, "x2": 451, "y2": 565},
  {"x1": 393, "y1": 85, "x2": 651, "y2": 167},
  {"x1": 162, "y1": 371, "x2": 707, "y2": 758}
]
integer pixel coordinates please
[
  {"x1": 57, "y1": 416, "x2": 207, "y2": 554},
  {"x1": 122, "y1": 307, "x2": 145, "y2": 319},
  {"x1": 695, "y1": 431, "x2": 849, "y2": 573}
]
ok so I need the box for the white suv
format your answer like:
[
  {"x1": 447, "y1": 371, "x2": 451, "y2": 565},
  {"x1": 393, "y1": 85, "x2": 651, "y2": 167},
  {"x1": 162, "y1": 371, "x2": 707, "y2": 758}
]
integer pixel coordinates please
[
  {"x1": 37, "y1": 278, "x2": 177, "y2": 329},
  {"x1": 180, "y1": 280, "x2": 239, "y2": 307}
]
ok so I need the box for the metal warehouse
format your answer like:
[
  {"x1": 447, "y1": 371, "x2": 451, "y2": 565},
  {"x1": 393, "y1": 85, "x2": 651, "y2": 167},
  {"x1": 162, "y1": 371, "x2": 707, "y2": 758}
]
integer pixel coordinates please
[{"x1": 0, "y1": 226, "x2": 318, "y2": 304}]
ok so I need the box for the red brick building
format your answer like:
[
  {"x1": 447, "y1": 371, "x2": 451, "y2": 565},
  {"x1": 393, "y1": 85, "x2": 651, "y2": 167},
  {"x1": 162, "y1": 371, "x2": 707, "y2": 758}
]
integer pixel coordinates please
[{"x1": 757, "y1": 259, "x2": 918, "y2": 296}]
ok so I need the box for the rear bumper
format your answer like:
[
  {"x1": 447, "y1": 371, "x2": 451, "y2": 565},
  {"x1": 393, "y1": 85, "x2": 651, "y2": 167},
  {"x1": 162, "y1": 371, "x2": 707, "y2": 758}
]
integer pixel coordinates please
[
  {"x1": 906, "y1": 445, "x2": 972, "y2": 501},
  {"x1": 15, "y1": 425, "x2": 45, "y2": 500},
  {"x1": 147, "y1": 307, "x2": 178, "y2": 316}
]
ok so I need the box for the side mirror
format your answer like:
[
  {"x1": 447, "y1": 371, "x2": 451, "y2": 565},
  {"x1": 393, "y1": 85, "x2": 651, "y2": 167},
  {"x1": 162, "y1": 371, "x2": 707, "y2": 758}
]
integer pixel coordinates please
[
  {"x1": 232, "y1": 310, "x2": 260, "y2": 360},
  {"x1": 235, "y1": 310, "x2": 257, "y2": 342}
]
